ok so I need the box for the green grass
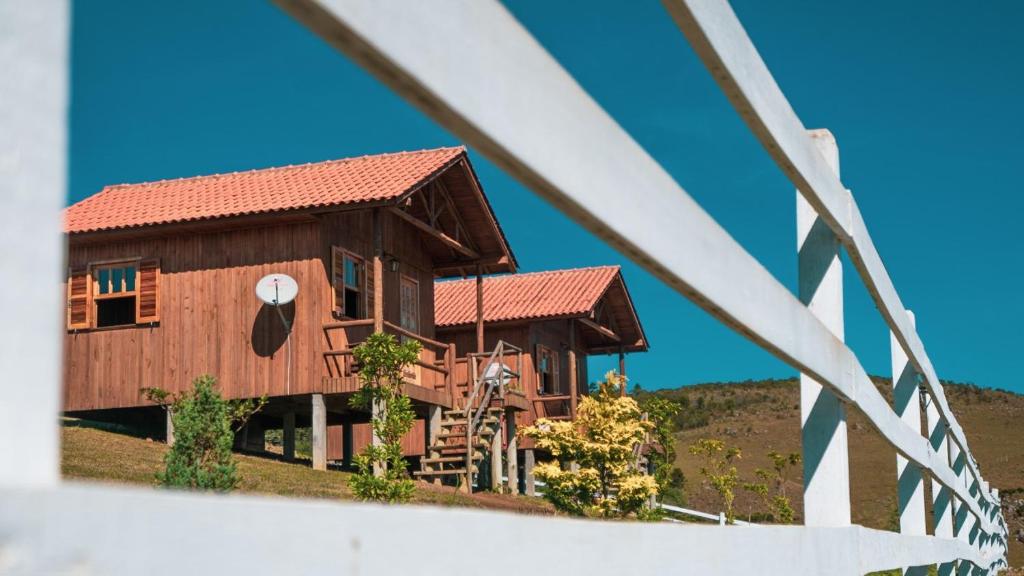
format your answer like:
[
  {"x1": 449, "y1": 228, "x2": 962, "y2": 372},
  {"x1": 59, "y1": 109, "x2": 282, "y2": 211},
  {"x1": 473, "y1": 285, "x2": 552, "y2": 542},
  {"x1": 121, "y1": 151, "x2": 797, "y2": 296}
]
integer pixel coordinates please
[{"x1": 61, "y1": 420, "x2": 554, "y2": 515}]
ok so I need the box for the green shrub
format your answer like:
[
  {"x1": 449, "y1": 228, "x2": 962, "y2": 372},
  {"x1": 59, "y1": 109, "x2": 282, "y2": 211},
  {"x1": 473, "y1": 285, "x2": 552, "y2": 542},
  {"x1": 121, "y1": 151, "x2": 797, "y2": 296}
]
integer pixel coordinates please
[
  {"x1": 143, "y1": 375, "x2": 265, "y2": 491},
  {"x1": 348, "y1": 332, "x2": 421, "y2": 503}
]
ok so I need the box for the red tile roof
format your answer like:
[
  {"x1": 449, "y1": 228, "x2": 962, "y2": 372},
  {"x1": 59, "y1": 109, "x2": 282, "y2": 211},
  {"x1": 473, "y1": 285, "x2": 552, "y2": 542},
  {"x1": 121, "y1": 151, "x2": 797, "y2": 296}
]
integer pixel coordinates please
[
  {"x1": 65, "y1": 147, "x2": 465, "y2": 234},
  {"x1": 434, "y1": 266, "x2": 621, "y2": 327}
]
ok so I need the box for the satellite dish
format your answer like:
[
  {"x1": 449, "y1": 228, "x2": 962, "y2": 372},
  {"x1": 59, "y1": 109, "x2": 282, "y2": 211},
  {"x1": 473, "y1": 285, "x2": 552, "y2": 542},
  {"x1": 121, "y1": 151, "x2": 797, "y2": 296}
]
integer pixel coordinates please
[{"x1": 256, "y1": 273, "x2": 299, "y2": 306}]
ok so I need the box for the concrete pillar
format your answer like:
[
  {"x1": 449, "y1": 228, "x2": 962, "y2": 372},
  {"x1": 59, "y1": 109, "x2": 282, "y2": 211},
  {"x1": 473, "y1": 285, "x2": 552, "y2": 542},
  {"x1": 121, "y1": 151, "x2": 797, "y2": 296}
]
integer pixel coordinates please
[
  {"x1": 282, "y1": 411, "x2": 295, "y2": 461},
  {"x1": 427, "y1": 406, "x2": 442, "y2": 485},
  {"x1": 312, "y1": 394, "x2": 327, "y2": 471},
  {"x1": 798, "y1": 129, "x2": 851, "y2": 527},
  {"x1": 489, "y1": 417, "x2": 502, "y2": 492},
  {"x1": 165, "y1": 409, "x2": 175, "y2": 446},
  {"x1": 505, "y1": 411, "x2": 518, "y2": 494},
  {"x1": 342, "y1": 421, "x2": 354, "y2": 468},
  {"x1": 892, "y1": 311, "x2": 927, "y2": 576},
  {"x1": 927, "y1": 390, "x2": 954, "y2": 576},
  {"x1": 524, "y1": 449, "x2": 536, "y2": 497}
]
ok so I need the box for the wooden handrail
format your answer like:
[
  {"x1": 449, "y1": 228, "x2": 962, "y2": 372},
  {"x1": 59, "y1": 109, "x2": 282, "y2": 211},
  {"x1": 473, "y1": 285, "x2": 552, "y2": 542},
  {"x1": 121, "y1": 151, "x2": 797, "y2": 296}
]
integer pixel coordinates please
[
  {"x1": 380, "y1": 320, "x2": 448, "y2": 351},
  {"x1": 322, "y1": 319, "x2": 374, "y2": 330}
]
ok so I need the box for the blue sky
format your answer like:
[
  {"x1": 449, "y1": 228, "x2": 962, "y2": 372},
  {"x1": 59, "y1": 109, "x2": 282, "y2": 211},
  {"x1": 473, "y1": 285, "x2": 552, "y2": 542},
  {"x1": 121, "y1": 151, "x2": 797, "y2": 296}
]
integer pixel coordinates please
[{"x1": 71, "y1": 1, "x2": 1024, "y2": 393}]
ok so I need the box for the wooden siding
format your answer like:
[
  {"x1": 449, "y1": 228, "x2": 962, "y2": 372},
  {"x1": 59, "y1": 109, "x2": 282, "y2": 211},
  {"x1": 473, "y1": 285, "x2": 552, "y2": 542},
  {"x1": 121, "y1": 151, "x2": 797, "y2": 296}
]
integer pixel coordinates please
[
  {"x1": 327, "y1": 420, "x2": 426, "y2": 460},
  {"x1": 64, "y1": 209, "x2": 448, "y2": 413}
]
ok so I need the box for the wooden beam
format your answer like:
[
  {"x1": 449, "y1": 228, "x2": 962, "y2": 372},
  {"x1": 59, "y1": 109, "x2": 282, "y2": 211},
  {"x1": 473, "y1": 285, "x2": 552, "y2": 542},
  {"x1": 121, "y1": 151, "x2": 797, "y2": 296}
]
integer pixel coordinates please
[
  {"x1": 568, "y1": 319, "x2": 578, "y2": 419},
  {"x1": 389, "y1": 207, "x2": 480, "y2": 259},
  {"x1": 618, "y1": 347, "x2": 626, "y2": 397},
  {"x1": 434, "y1": 255, "x2": 510, "y2": 276},
  {"x1": 476, "y1": 266, "x2": 485, "y2": 353},
  {"x1": 372, "y1": 208, "x2": 384, "y2": 333},
  {"x1": 579, "y1": 317, "x2": 620, "y2": 342}
]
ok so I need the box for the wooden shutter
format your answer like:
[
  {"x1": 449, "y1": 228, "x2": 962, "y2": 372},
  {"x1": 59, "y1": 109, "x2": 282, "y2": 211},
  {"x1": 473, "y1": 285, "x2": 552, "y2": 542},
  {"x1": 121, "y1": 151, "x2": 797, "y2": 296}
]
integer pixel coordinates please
[
  {"x1": 67, "y1": 267, "x2": 91, "y2": 329},
  {"x1": 137, "y1": 259, "x2": 160, "y2": 323},
  {"x1": 553, "y1": 349, "x2": 561, "y2": 395},
  {"x1": 331, "y1": 246, "x2": 344, "y2": 315}
]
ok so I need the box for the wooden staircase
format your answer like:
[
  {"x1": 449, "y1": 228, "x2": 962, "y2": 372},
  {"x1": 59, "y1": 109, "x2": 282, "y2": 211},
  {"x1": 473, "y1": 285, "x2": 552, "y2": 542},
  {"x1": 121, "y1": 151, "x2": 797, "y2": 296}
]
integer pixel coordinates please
[
  {"x1": 414, "y1": 407, "x2": 503, "y2": 489},
  {"x1": 414, "y1": 340, "x2": 521, "y2": 491}
]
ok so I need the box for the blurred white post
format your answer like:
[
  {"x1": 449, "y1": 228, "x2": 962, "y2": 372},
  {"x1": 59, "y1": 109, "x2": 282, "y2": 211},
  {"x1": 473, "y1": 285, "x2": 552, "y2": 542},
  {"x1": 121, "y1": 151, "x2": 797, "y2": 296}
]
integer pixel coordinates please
[
  {"x1": 798, "y1": 129, "x2": 851, "y2": 526},
  {"x1": 892, "y1": 311, "x2": 927, "y2": 575},
  {"x1": 0, "y1": 0, "x2": 69, "y2": 487}
]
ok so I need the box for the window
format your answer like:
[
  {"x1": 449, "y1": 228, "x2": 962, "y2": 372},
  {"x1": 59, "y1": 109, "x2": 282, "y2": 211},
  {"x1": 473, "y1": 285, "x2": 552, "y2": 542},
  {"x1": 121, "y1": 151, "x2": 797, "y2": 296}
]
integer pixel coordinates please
[
  {"x1": 536, "y1": 344, "x2": 559, "y2": 395},
  {"x1": 332, "y1": 248, "x2": 365, "y2": 318},
  {"x1": 93, "y1": 263, "x2": 138, "y2": 328},
  {"x1": 399, "y1": 275, "x2": 419, "y2": 334},
  {"x1": 66, "y1": 259, "x2": 160, "y2": 330}
]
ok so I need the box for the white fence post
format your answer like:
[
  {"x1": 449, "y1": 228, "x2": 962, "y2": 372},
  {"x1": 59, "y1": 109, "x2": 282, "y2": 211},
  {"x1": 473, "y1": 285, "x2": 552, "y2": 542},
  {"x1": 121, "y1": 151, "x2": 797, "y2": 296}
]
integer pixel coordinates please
[
  {"x1": 797, "y1": 129, "x2": 850, "y2": 527},
  {"x1": 952, "y1": 442, "x2": 976, "y2": 576},
  {"x1": 892, "y1": 311, "x2": 927, "y2": 575},
  {"x1": 927, "y1": 388, "x2": 955, "y2": 576},
  {"x1": 0, "y1": 0, "x2": 68, "y2": 488}
]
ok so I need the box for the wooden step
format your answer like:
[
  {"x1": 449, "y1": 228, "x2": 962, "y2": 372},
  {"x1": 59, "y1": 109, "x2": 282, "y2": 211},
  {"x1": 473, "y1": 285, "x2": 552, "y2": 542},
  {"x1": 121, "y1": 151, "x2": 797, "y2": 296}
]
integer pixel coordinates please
[
  {"x1": 414, "y1": 467, "x2": 477, "y2": 477},
  {"x1": 437, "y1": 428, "x2": 495, "y2": 440},
  {"x1": 444, "y1": 407, "x2": 504, "y2": 418},
  {"x1": 441, "y1": 417, "x2": 498, "y2": 427},
  {"x1": 422, "y1": 454, "x2": 484, "y2": 464},
  {"x1": 428, "y1": 442, "x2": 488, "y2": 453}
]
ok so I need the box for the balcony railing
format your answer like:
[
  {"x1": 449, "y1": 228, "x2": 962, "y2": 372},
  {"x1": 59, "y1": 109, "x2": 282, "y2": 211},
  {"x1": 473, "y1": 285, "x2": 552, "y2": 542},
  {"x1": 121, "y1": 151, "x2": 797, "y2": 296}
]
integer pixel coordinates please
[{"x1": 322, "y1": 319, "x2": 455, "y2": 400}]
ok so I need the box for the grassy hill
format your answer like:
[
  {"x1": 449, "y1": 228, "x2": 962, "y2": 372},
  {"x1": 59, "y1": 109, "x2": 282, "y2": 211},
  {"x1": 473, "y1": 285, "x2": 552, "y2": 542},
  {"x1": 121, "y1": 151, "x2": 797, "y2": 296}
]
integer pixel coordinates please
[
  {"x1": 639, "y1": 378, "x2": 1024, "y2": 568},
  {"x1": 61, "y1": 420, "x2": 553, "y2": 516}
]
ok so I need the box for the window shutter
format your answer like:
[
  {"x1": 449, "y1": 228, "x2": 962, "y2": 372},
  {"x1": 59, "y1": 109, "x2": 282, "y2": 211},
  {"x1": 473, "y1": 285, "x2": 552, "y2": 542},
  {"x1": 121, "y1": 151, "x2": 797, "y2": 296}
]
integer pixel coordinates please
[
  {"x1": 136, "y1": 259, "x2": 160, "y2": 323},
  {"x1": 331, "y1": 246, "x2": 344, "y2": 315},
  {"x1": 553, "y1": 350, "x2": 561, "y2": 394},
  {"x1": 67, "y1": 266, "x2": 91, "y2": 329}
]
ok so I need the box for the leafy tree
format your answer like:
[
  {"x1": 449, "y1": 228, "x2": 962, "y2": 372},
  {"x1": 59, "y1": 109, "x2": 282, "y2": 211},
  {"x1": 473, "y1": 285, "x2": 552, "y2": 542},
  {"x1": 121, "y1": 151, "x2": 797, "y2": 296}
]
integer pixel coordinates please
[
  {"x1": 741, "y1": 450, "x2": 800, "y2": 523},
  {"x1": 520, "y1": 371, "x2": 658, "y2": 518},
  {"x1": 142, "y1": 375, "x2": 265, "y2": 491},
  {"x1": 637, "y1": 395, "x2": 685, "y2": 505},
  {"x1": 348, "y1": 332, "x2": 421, "y2": 502},
  {"x1": 689, "y1": 438, "x2": 741, "y2": 523}
]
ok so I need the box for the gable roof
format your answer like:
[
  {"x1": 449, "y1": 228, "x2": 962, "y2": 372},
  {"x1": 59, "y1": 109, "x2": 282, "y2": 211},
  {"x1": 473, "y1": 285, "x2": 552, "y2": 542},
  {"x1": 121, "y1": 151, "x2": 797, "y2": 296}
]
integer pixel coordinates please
[
  {"x1": 434, "y1": 266, "x2": 647, "y2": 352},
  {"x1": 65, "y1": 146, "x2": 463, "y2": 234}
]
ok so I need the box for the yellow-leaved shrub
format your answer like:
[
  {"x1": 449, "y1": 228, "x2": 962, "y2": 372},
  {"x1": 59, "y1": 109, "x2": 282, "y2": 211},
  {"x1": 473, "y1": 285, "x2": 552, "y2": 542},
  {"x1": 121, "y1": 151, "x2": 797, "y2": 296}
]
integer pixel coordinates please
[{"x1": 520, "y1": 371, "x2": 658, "y2": 519}]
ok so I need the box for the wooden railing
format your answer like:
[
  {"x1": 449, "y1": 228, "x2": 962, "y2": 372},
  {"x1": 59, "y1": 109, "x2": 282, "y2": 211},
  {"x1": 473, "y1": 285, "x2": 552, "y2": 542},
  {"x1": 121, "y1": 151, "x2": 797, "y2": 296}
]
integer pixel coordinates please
[{"x1": 322, "y1": 319, "x2": 454, "y2": 399}]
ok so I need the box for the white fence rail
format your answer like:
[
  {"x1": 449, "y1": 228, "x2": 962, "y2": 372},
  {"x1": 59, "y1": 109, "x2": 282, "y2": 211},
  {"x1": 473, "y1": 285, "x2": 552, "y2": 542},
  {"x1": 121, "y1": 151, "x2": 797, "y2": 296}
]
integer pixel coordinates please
[{"x1": 0, "y1": 0, "x2": 1008, "y2": 574}]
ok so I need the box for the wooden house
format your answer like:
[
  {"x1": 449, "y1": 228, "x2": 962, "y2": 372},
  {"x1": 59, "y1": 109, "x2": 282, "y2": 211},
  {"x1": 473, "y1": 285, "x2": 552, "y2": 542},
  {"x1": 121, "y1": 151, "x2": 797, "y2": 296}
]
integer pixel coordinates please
[
  {"x1": 62, "y1": 146, "x2": 517, "y2": 471},
  {"x1": 432, "y1": 266, "x2": 648, "y2": 492}
]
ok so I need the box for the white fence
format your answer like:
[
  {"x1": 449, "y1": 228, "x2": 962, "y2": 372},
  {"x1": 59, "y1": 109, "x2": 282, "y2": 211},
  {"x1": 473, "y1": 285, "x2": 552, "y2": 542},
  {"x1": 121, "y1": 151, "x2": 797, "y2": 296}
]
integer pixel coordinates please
[{"x1": 0, "y1": 0, "x2": 1008, "y2": 574}]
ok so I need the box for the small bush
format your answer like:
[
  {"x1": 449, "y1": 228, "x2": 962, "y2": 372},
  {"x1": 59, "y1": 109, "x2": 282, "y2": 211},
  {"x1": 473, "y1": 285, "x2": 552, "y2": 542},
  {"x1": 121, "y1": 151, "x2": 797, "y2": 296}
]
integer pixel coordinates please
[{"x1": 143, "y1": 375, "x2": 264, "y2": 491}]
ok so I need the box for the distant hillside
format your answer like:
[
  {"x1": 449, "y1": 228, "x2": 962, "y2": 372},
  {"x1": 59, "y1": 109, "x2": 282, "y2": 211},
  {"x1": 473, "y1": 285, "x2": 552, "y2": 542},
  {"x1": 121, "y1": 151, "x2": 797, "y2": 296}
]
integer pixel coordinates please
[{"x1": 639, "y1": 378, "x2": 1024, "y2": 568}]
